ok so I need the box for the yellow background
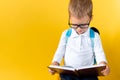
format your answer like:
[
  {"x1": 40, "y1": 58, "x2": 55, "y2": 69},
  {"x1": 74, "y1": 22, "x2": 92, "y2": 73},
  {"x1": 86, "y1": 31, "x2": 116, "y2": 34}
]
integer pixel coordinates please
[{"x1": 0, "y1": 0, "x2": 120, "y2": 80}]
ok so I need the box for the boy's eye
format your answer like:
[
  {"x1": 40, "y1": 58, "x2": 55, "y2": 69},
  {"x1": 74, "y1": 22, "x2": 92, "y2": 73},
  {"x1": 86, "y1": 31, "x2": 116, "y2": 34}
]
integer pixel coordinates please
[
  {"x1": 68, "y1": 23, "x2": 89, "y2": 29},
  {"x1": 73, "y1": 24, "x2": 88, "y2": 27},
  {"x1": 78, "y1": 24, "x2": 88, "y2": 27},
  {"x1": 72, "y1": 24, "x2": 78, "y2": 27},
  {"x1": 80, "y1": 24, "x2": 87, "y2": 26}
]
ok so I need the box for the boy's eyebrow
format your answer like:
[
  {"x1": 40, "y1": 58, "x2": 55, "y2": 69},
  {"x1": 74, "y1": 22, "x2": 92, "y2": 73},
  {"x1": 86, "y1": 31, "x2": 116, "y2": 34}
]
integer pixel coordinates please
[{"x1": 68, "y1": 23, "x2": 90, "y2": 25}]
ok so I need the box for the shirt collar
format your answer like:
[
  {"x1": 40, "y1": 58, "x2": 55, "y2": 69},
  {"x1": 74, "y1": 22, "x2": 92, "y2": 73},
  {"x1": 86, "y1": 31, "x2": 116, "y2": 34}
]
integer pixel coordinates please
[{"x1": 70, "y1": 27, "x2": 90, "y2": 38}]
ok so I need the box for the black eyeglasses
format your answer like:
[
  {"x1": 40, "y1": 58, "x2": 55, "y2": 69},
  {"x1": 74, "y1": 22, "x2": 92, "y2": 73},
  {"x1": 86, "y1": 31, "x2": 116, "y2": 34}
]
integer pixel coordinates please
[
  {"x1": 68, "y1": 16, "x2": 90, "y2": 29},
  {"x1": 68, "y1": 23, "x2": 90, "y2": 29}
]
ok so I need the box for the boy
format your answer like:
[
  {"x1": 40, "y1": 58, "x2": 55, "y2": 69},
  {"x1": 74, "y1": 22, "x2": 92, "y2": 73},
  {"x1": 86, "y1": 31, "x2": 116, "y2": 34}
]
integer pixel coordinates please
[{"x1": 49, "y1": 0, "x2": 110, "y2": 80}]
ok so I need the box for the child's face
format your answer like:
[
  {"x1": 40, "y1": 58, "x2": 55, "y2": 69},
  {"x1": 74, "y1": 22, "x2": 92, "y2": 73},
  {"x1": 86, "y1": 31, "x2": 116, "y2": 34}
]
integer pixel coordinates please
[{"x1": 69, "y1": 15, "x2": 91, "y2": 35}]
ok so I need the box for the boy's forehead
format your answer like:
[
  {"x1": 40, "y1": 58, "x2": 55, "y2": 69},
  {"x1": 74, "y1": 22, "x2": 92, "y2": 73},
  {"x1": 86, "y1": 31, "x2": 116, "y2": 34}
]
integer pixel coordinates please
[
  {"x1": 69, "y1": 15, "x2": 91, "y2": 23},
  {"x1": 70, "y1": 15, "x2": 90, "y2": 19}
]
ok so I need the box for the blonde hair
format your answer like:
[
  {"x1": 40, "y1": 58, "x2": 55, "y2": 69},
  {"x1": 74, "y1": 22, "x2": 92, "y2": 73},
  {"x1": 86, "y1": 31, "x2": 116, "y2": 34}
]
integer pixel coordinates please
[{"x1": 68, "y1": 0, "x2": 93, "y2": 19}]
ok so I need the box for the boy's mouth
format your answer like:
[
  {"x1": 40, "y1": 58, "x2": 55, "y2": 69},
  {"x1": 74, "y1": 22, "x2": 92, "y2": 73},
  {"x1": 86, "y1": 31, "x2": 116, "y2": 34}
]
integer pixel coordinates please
[{"x1": 76, "y1": 30, "x2": 84, "y2": 34}]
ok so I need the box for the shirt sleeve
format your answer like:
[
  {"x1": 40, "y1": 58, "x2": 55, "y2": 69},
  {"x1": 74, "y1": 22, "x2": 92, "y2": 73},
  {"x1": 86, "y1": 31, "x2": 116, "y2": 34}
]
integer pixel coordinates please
[
  {"x1": 52, "y1": 30, "x2": 67, "y2": 64},
  {"x1": 94, "y1": 33, "x2": 107, "y2": 64}
]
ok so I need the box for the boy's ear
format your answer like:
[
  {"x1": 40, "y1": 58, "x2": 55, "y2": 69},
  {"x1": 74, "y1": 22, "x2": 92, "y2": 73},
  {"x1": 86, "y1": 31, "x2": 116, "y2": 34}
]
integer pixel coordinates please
[{"x1": 90, "y1": 15, "x2": 93, "y2": 21}]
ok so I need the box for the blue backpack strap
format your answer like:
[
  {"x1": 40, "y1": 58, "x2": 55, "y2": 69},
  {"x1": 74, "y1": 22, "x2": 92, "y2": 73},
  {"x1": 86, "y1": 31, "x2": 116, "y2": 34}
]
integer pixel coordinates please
[
  {"x1": 90, "y1": 28, "x2": 97, "y2": 64},
  {"x1": 66, "y1": 28, "x2": 72, "y2": 43},
  {"x1": 90, "y1": 28, "x2": 95, "y2": 48}
]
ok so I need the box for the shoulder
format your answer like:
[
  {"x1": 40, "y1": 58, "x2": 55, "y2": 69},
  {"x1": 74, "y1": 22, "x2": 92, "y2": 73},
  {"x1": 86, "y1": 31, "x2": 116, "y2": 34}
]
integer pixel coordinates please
[
  {"x1": 62, "y1": 29, "x2": 68, "y2": 35},
  {"x1": 90, "y1": 27, "x2": 100, "y2": 35},
  {"x1": 90, "y1": 27, "x2": 100, "y2": 38},
  {"x1": 60, "y1": 29, "x2": 68, "y2": 38},
  {"x1": 94, "y1": 32, "x2": 101, "y2": 40}
]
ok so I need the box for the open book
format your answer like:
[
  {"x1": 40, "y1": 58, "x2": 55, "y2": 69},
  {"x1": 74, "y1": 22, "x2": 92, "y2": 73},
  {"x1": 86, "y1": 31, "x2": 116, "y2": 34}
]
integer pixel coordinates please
[{"x1": 48, "y1": 64, "x2": 106, "y2": 77}]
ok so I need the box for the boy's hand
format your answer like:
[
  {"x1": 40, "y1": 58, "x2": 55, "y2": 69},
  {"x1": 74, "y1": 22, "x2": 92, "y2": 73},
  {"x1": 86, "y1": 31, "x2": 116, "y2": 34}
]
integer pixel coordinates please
[
  {"x1": 49, "y1": 61, "x2": 59, "y2": 75},
  {"x1": 99, "y1": 61, "x2": 110, "y2": 76}
]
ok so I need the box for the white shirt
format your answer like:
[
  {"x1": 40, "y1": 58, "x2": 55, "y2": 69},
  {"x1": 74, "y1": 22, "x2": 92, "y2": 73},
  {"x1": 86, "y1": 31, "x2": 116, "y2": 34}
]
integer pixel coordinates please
[{"x1": 52, "y1": 27, "x2": 107, "y2": 68}]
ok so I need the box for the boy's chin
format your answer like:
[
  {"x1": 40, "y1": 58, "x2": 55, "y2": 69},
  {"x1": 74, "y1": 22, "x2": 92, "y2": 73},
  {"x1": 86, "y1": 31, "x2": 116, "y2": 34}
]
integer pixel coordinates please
[{"x1": 76, "y1": 29, "x2": 86, "y2": 34}]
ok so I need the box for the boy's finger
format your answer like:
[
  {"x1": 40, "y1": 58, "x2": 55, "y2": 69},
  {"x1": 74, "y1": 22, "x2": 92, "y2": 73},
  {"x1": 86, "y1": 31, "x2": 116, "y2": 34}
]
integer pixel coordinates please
[{"x1": 48, "y1": 69, "x2": 55, "y2": 75}]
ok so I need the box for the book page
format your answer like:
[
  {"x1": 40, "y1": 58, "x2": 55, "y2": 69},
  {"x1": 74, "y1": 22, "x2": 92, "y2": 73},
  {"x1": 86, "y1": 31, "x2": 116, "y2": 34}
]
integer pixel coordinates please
[
  {"x1": 48, "y1": 65, "x2": 75, "y2": 71},
  {"x1": 75, "y1": 64, "x2": 106, "y2": 76},
  {"x1": 76, "y1": 64, "x2": 106, "y2": 70}
]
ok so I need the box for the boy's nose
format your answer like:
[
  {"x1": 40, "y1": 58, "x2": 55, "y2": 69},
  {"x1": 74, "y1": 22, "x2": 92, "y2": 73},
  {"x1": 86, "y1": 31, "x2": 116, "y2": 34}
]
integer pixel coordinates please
[
  {"x1": 77, "y1": 26, "x2": 82, "y2": 30},
  {"x1": 76, "y1": 27, "x2": 82, "y2": 32}
]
